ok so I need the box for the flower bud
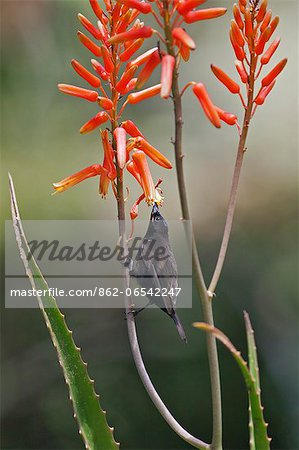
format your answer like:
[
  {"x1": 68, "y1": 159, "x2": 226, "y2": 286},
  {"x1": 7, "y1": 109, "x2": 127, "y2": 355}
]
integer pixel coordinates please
[
  {"x1": 109, "y1": 26, "x2": 153, "y2": 44},
  {"x1": 184, "y1": 7, "x2": 227, "y2": 23},
  {"x1": 261, "y1": 58, "x2": 287, "y2": 86},
  {"x1": 80, "y1": 111, "x2": 109, "y2": 134},
  {"x1": 235, "y1": 61, "x2": 248, "y2": 83},
  {"x1": 255, "y1": 80, "x2": 276, "y2": 105},
  {"x1": 119, "y1": 39, "x2": 144, "y2": 62},
  {"x1": 261, "y1": 37, "x2": 281, "y2": 65},
  {"x1": 233, "y1": 3, "x2": 244, "y2": 30},
  {"x1": 127, "y1": 84, "x2": 161, "y2": 104},
  {"x1": 116, "y1": 65, "x2": 138, "y2": 93},
  {"x1": 135, "y1": 49, "x2": 161, "y2": 89},
  {"x1": 255, "y1": 27, "x2": 271, "y2": 55},
  {"x1": 177, "y1": 0, "x2": 207, "y2": 16},
  {"x1": 211, "y1": 64, "x2": 240, "y2": 94},
  {"x1": 77, "y1": 13, "x2": 102, "y2": 40},
  {"x1": 77, "y1": 31, "x2": 102, "y2": 56},
  {"x1": 215, "y1": 106, "x2": 238, "y2": 126},
  {"x1": 132, "y1": 136, "x2": 172, "y2": 168},
  {"x1": 91, "y1": 59, "x2": 109, "y2": 80},
  {"x1": 172, "y1": 28, "x2": 196, "y2": 50},
  {"x1": 97, "y1": 97, "x2": 114, "y2": 110},
  {"x1": 260, "y1": 10, "x2": 272, "y2": 33},
  {"x1": 256, "y1": 0, "x2": 268, "y2": 23},
  {"x1": 192, "y1": 83, "x2": 221, "y2": 128},
  {"x1": 101, "y1": 45, "x2": 114, "y2": 73},
  {"x1": 231, "y1": 20, "x2": 245, "y2": 47},
  {"x1": 160, "y1": 55, "x2": 175, "y2": 99},
  {"x1": 122, "y1": 120, "x2": 144, "y2": 138},
  {"x1": 71, "y1": 59, "x2": 101, "y2": 87},
  {"x1": 57, "y1": 84, "x2": 99, "y2": 102},
  {"x1": 114, "y1": 127, "x2": 127, "y2": 169},
  {"x1": 116, "y1": 0, "x2": 152, "y2": 14}
]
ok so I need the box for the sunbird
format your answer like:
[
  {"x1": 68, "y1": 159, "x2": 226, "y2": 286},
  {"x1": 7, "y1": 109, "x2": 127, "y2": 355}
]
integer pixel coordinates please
[{"x1": 125, "y1": 204, "x2": 187, "y2": 342}]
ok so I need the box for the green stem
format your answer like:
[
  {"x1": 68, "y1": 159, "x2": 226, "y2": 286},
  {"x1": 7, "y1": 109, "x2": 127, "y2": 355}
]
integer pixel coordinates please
[{"x1": 162, "y1": 3, "x2": 222, "y2": 449}]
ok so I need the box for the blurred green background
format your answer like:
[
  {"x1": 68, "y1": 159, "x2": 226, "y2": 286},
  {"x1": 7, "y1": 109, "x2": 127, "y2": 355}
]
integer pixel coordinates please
[{"x1": 1, "y1": 0, "x2": 298, "y2": 449}]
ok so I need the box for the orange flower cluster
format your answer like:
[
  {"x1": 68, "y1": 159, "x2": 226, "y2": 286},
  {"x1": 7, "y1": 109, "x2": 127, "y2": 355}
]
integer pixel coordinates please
[
  {"x1": 54, "y1": 0, "x2": 174, "y2": 213},
  {"x1": 204, "y1": 0, "x2": 287, "y2": 127}
]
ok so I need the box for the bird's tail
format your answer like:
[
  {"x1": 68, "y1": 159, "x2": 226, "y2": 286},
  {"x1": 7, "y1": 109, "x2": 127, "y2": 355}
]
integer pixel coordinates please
[{"x1": 171, "y1": 310, "x2": 187, "y2": 343}]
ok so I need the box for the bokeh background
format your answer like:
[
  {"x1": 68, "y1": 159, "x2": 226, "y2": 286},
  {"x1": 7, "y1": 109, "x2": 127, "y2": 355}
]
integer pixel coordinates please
[{"x1": 1, "y1": 0, "x2": 298, "y2": 449}]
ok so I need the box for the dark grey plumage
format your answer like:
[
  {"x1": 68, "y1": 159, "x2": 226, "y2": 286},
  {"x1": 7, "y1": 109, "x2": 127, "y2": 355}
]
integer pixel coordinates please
[{"x1": 128, "y1": 204, "x2": 187, "y2": 342}]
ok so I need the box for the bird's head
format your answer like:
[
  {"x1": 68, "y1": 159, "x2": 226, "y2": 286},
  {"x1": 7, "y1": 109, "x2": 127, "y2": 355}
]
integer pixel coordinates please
[{"x1": 149, "y1": 204, "x2": 168, "y2": 233}]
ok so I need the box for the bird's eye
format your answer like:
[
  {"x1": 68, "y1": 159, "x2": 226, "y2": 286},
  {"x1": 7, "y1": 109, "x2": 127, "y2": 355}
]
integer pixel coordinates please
[{"x1": 155, "y1": 216, "x2": 160, "y2": 221}]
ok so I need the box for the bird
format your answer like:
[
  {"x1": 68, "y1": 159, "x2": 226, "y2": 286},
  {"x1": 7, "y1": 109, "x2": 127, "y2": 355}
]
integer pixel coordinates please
[{"x1": 125, "y1": 203, "x2": 187, "y2": 342}]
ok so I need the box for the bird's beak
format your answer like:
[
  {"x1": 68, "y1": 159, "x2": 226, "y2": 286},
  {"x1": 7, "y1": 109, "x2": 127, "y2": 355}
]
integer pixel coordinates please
[{"x1": 151, "y1": 203, "x2": 160, "y2": 220}]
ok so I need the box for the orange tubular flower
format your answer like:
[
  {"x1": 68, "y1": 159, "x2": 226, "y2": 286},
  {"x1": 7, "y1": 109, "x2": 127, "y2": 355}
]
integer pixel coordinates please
[
  {"x1": 108, "y1": 26, "x2": 153, "y2": 44},
  {"x1": 160, "y1": 55, "x2": 175, "y2": 99},
  {"x1": 184, "y1": 8, "x2": 227, "y2": 23},
  {"x1": 231, "y1": 20, "x2": 245, "y2": 47},
  {"x1": 119, "y1": 39, "x2": 144, "y2": 62},
  {"x1": 135, "y1": 50, "x2": 161, "y2": 89},
  {"x1": 116, "y1": 0, "x2": 152, "y2": 14},
  {"x1": 90, "y1": 59, "x2": 109, "y2": 80},
  {"x1": 254, "y1": 80, "x2": 276, "y2": 105},
  {"x1": 211, "y1": 65, "x2": 240, "y2": 94},
  {"x1": 129, "y1": 47, "x2": 158, "y2": 68},
  {"x1": 215, "y1": 106, "x2": 238, "y2": 126},
  {"x1": 127, "y1": 84, "x2": 161, "y2": 104},
  {"x1": 89, "y1": 0, "x2": 107, "y2": 23},
  {"x1": 261, "y1": 37, "x2": 281, "y2": 65},
  {"x1": 77, "y1": 13, "x2": 102, "y2": 40},
  {"x1": 233, "y1": 3, "x2": 244, "y2": 30},
  {"x1": 97, "y1": 97, "x2": 114, "y2": 110},
  {"x1": 101, "y1": 129, "x2": 117, "y2": 180},
  {"x1": 132, "y1": 151, "x2": 163, "y2": 205},
  {"x1": 114, "y1": 127, "x2": 127, "y2": 169},
  {"x1": 115, "y1": 65, "x2": 138, "y2": 93},
  {"x1": 230, "y1": 29, "x2": 245, "y2": 61},
  {"x1": 177, "y1": 0, "x2": 207, "y2": 15},
  {"x1": 77, "y1": 31, "x2": 102, "y2": 56},
  {"x1": 255, "y1": 27, "x2": 272, "y2": 55},
  {"x1": 193, "y1": 83, "x2": 221, "y2": 129},
  {"x1": 235, "y1": 61, "x2": 248, "y2": 84},
  {"x1": 80, "y1": 111, "x2": 109, "y2": 134},
  {"x1": 53, "y1": 164, "x2": 104, "y2": 193},
  {"x1": 244, "y1": 8, "x2": 253, "y2": 38},
  {"x1": 121, "y1": 120, "x2": 144, "y2": 138},
  {"x1": 71, "y1": 59, "x2": 101, "y2": 88},
  {"x1": 58, "y1": 84, "x2": 99, "y2": 102},
  {"x1": 101, "y1": 45, "x2": 114, "y2": 73},
  {"x1": 127, "y1": 159, "x2": 142, "y2": 184},
  {"x1": 256, "y1": 0, "x2": 268, "y2": 23},
  {"x1": 260, "y1": 10, "x2": 272, "y2": 33},
  {"x1": 261, "y1": 58, "x2": 287, "y2": 87},
  {"x1": 172, "y1": 28, "x2": 196, "y2": 50},
  {"x1": 131, "y1": 136, "x2": 172, "y2": 169}
]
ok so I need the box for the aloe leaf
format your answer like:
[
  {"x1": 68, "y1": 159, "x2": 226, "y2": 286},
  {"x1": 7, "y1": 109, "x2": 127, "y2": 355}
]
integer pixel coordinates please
[
  {"x1": 244, "y1": 311, "x2": 261, "y2": 450},
  {"x1": 9, "y1": 174, "x2": 119, "y2": 450},
  {"x1": 193, "y1": 322, "x2": 271, "y2": 450}
]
